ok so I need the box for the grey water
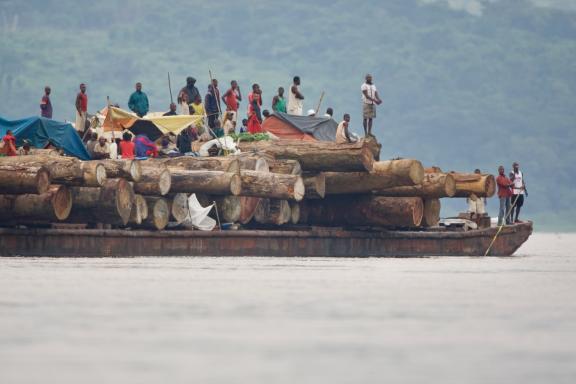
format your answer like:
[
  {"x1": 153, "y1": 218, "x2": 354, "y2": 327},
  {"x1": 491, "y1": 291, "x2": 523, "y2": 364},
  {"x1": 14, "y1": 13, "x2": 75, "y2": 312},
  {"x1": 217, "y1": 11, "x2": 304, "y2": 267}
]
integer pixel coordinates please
[{"x1": 0, "y1": 233, "x2": 575, "y2": 384}]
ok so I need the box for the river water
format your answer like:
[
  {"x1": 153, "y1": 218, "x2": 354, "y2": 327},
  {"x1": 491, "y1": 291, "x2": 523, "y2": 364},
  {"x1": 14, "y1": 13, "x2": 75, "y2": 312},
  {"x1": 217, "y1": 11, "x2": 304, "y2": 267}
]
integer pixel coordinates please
[{"x1": 0, "y1": 233, "x2": 575, "y2": 384}]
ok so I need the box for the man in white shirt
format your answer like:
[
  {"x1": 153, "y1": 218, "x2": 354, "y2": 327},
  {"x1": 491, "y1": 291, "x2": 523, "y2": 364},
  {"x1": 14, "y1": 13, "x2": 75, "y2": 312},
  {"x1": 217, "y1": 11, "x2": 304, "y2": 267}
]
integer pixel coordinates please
[
  {"x1": 361, "y1": 74, "x2": 382, "y2": 137},
  {"x1": 287, "y1": 76, "x2": 304, "y2": 115},
  {"x1": 510, "y1": 161, "x2": 527, "y2": 223}
]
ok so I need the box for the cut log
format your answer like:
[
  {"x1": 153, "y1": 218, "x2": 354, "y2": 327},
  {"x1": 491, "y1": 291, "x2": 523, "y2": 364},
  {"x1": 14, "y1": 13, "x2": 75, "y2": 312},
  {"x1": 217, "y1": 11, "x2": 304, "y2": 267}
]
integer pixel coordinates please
[
  {"x1": 0, "y1": 164, "x2": 51, "y2": 194},
  {"x1": 196, "y1": 194, "x2": 242, "y2": 223},
  {"x1": 239, "y1": 171, "x2": 304, "y2": 201},
  {"x1": 0, "y1": 184, "x2": 72, "y2": 222},
  {"x1": 168, "y1": 193, "x2": 189, "y2": 224},
  {"x1": 237, "y1": 139, "x2": 375, "y2": 172},
  {"x1": 169, "y1": 169, "x2": 241, "y2": 196},
  {"x1": 254, "y1": 199, "x2": 291, "y2": 225},
  {"x1": 425, "y1": 166, "x2": 443, "y2": 174},
  {"x1": 289, "y1": 201, "x2": 300, "y2": 224},
  {"x1": 158, "y1": 156, "x2": 240, "y2": 173},
  {"x1": 451, "y1": 173, "x2": 496, "y2": 198},
  {"x1": 423, "y1": 199, "x2": 441, "y2": 227},
  {"x1": 141, "y1": 196, "x2": 169, "y2": 230},
  {"x1": 238, "y1": 155, "x2": 269, "y2": 224},
  {"x1": 98, "y1": 159, "x2": 142, "y2": 182},
  {"x1": 325, "y1": 171, "x2": 420, "y2": 195},
  {"x1": 68, "y1": 178, "x2": 135, "y2": 225},
  {"x1": 133, "y1": 163, "x2": 171, "y2": 196},
  {"x1": 299, "y1": 196, "x2": 423, "y2": 228},
  {"x1": 376, "y1": 173, "x2": 456, "y2": 198},
  {"x1": 0, "y1": 156, "x2": 106, "y2": 187},
  {"x1": 268, "y1": 159, "x2": 302, "y2": 175},
  {"x1": 372, "y1": 159, "x2": 424, "y2": 185},
  {"x1": 129, "y1": 194, "x2": 148, "y2": 225},
  {"x1": 303, "y1": 173, "x2": 326, "y2": 199}
]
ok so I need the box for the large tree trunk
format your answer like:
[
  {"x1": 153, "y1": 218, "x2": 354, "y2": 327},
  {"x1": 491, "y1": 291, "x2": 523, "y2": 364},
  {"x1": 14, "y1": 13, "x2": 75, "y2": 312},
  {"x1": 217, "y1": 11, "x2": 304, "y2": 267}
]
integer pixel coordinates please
[
  {"x1": 451, "y1": 173, "x2": 496, "y2": 198},
  {"x1": 422, "y1": 199, "x2": 441, "y2": 227},
  {"x1": 299, "y1": 196, "x2": 423, "y2": 228},
  {"x1": 133, "y1": 163, "x2": 171, "y2": 196},
  {"x1": 376, "y1": 173, "x2": 456, "y2": 198},
  {"x1": 168, "y1": 193, "x2": 189, "y2": 224},
  {"x1": 98, "y1": 159, "x2": 141, "y2": 182},
  {"x1": 156, "y1": 156, "x2": 240, "y2": 173},
  {"x1": 67, "y1": 179, "x2": 135, "y2": 225},
  {"x1": 254, "y1": 199, "x2": 292, "y2": 225},
  {"x1": 196, "y1": 194, "x2": 242, "y2": 223},
  {"x1": 0, "y1": 156, "x2": 106, "y2": 187},
  {"x1": 140, "y1": 196, "x2": 169, "y2": 230},
  {"x1": 372, "y1": 159, "x2": 424, "y2": 185},
  {"x1": 237, "y1": 139, "x2": 375, "y2": 172},
  {"x1": 239, "y1": 171, "x2": 304, "y2": 201},
  {"x1": 268, "y1": 159, "x2": 302, "y2": 175},
  {"x1": 302, "y1": 173, "x2": 326, "y2": 199},
  {"x1": 0, "y1": 164, "x2": 51, "y2": 194},
  {"x1": 169, "y1": 169, "x2": 241, "y2": 196},
  {"x1": 0, "y1": 185, "x2": 72, "y2": 222},
  {"x1": 238, "y1": 156, "x2": 269, "y2": 224},
  {"x1": 129, "y1": 194, "x2": 148, "y2": 225}
]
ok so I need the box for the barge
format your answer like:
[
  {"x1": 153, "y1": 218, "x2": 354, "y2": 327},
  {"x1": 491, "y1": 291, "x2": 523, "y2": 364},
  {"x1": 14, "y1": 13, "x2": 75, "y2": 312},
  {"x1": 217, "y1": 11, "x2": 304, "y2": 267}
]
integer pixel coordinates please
[{"x1": 0, "y1": 221, "x2": 532, "y2": 257}]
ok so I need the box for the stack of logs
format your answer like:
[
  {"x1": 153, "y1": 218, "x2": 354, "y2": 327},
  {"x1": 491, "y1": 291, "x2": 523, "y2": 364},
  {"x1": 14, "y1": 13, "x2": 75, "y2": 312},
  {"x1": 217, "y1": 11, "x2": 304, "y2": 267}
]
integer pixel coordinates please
[{"x1": 0, "y1": 139, "x2": 495, "y2": 230}]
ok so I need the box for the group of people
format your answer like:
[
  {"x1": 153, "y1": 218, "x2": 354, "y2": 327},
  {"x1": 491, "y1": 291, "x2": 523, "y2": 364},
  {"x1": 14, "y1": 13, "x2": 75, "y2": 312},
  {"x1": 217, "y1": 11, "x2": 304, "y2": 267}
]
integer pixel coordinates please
[
  {"x1": 38, "y1": 74, "x2": 383, "y2": 143},
  {"x1": 496, "y1": 162, "x2": 527, "y2": 226},
  {"x1": 84, "y1": 131, "x2": 161, "y2": 160}
]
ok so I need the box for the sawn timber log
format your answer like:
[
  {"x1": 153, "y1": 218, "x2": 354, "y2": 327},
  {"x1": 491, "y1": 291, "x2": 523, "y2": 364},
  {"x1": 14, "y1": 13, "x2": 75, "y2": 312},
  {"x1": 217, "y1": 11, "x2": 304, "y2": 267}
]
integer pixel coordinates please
[
  {"x1": 376, "y1": 173, "x2": 456, "y2": 198},
  {"x1": 0, "y1": 185, "x2": 72, "y2": 223},
  {"x1": 0, "y1": 164, "x2": 51, "y2": 194},
  {"x1": 239, "y1": 171, "x2": 304, "y2": 201},
  {"x1": 169, "y1": 169, "x2": 241, "y2": 196}
]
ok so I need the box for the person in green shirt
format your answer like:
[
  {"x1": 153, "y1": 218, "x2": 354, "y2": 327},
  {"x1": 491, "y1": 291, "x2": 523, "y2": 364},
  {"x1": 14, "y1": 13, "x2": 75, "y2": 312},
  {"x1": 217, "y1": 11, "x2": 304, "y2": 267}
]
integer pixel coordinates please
[
  {"x1": 271, "y1": 87, "x2": 287, "y2": 113},
  {"x1": 128, "y1": 82, "x2": 149, "y2": 117}
]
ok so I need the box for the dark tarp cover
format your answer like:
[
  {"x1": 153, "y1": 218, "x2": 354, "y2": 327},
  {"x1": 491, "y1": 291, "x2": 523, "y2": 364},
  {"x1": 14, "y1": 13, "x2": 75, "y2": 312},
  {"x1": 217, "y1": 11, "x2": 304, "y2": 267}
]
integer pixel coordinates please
[
  {"x1": 271, "y1": 112, "x2": 337, "y2": 141},
  {"x1": 0, "y1": 116, "x2": 90, "y2": 160}
]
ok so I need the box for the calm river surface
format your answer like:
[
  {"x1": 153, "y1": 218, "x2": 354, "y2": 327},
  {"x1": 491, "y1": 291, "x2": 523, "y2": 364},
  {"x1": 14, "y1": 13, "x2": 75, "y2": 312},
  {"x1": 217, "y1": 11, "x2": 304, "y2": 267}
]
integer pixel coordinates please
[{"x1": 1, "y1": 233, "x2": 575, "y2": 384}]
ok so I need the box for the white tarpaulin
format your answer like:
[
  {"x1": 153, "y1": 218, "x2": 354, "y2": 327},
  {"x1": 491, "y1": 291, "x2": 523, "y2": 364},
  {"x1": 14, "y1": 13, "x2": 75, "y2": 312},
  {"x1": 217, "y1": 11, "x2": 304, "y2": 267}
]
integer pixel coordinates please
[{"x1": 182, "y1": 194, "x2": 216, "y2": 231}]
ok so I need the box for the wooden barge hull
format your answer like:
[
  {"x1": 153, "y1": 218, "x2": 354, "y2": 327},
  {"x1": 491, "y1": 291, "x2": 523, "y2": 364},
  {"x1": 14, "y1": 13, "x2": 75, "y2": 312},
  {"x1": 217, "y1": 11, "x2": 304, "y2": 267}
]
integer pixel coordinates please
[{"x1": 0, "y1": 222, "x2": 532, "y2": 257}]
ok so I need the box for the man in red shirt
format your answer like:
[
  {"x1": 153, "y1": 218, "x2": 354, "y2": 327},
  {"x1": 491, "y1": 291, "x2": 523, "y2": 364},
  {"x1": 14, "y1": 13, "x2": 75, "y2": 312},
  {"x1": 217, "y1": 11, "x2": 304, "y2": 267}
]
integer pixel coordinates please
[
  {"x1": 222, "y1": 80, "x2": 242, "y2": 119},
  {"x1": 75, "y1": 83, "x2": 88, "y2": 134},
  {"x1": 119, "y1": 132, "x2": 135, "y2": 159},
  {"x1": 496, "y1": 165, "x2": 514, "y2": 225}
]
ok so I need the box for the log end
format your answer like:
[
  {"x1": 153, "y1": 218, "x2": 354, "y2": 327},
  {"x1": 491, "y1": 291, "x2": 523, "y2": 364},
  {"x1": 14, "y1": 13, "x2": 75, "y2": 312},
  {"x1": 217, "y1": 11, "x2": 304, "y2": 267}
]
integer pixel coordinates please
[
  {"x1": 485, "y1": 174, "x2": 496, "y2": 198},
  {"x1": 409, "y1": 160, "x2": 425, "y2": 185},
  {"x1": 130, "y1": 161, "x2": 142, "y2": 183},
  {"x1": 158, "y1": 169, "x2": 172, "y2": 196},
  {"x1": 423, "y1": 198, "x2": 441, "y2": 227},
  {"x1": 230, "y1": 174, "x2": 242, "y2": 196},
  {"x1": 51, "y1": 185, "x2": 72, "y2": 220},
  {"x1": 115, "y1": 179, "x2": 135, "y2": 225},
  {"x1": 444, "y1": 173, "x2": 456, "y2": 197},
  {"x1": 37, "y1": 168, "x2": 51, "y2": 194},
  {"x1": 289, "y1": 201, "x2": 300, "y2": 224},
  {"x1": 136, "y1": 194, "x2": 148, "y2": 221},
  {"x1": 170, "y1": 193, "x2": 189, "y2": 224},
  {"x1": 360, "y1": 147, "x2": 375, "y2": 172},
  {"x1": 151, "y1": 198, "x2": 170, "y2": 230},
  {"x1": 412, "y1": 198, "x2": 424, "y2": 227}
]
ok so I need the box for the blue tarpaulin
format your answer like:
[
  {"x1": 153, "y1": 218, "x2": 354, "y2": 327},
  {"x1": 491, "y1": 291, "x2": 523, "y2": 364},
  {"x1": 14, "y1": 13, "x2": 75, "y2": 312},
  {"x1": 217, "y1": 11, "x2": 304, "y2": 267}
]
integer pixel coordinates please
[{"x1": 0, "y1": 116, "x2": 90, "y2": 160}]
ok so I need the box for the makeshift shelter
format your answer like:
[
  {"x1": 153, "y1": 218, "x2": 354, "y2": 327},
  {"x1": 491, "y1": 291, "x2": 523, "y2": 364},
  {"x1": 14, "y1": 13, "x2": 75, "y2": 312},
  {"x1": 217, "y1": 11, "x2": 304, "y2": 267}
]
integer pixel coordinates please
[
  {"x1": 262, "y1": 112, "x2": 337, "y2": 141},
  {"x1": 0, "y1": 116, "x2": 90, "y2": 160},
  {"x1": 102, "y1": 107, "x2": 202, "y2": 141}
]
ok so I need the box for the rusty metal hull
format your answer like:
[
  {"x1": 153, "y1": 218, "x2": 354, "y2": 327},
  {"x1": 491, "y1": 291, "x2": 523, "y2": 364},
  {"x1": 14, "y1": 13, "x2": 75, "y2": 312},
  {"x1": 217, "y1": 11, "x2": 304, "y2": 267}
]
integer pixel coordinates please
[{"x1": 0, "y1": 222, "x2": 532, "y2": 257}]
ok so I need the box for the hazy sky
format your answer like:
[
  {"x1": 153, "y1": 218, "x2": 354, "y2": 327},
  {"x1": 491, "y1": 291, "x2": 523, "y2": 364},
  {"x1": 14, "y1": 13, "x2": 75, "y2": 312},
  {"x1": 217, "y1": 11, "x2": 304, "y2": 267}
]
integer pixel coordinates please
[{"x1": 420, "y1": 0, "x2": 576, "y2": 15}]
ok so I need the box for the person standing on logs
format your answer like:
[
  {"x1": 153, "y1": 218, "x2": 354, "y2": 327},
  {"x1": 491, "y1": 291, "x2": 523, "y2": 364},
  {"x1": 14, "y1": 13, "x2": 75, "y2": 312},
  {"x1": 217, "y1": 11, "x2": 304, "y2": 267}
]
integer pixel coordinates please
[
  {"x1": 361, "y1": 74, "x2": 382, "y2": 137},
  {"x1": 75, "y1": 83, "x2": 88, "y2": 134},
  {"x1": 40, "y1": 86, "x2": 53, "y2": 119},
  {"x1": 247, "y1": 83, "x2": 263, "y2": 133},
  {"x1": 511, "y1": 162, "x2": 527, "y2": 223},
  {"x1": 128, "y1": 82, "x2": 150, "y2": 118},
  {"x1": 205, "y1": 81, "x2": 221, "y2": 132},
  {"x1": 496, "y1": 165, "x2": 514, "y2": 225},
  {"x1": 272, "y1": 87, "x2": 287, "y2": 113},
  {"x1": 222, "y1": 80, "x2": 241, "y2": 126},
  {"x1": 178, "y1": 77, "x2": 200, "y2": 115},
  {"x1": 287, "y1": 76, "x2": 304, "y2": 115}
]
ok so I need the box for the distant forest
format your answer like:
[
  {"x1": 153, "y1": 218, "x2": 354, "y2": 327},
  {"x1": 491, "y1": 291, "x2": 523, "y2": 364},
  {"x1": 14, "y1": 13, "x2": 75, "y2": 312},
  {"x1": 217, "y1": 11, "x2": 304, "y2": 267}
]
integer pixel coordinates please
[{"x1": 1, "y1": 0, "x2": 575, "y2": 230}]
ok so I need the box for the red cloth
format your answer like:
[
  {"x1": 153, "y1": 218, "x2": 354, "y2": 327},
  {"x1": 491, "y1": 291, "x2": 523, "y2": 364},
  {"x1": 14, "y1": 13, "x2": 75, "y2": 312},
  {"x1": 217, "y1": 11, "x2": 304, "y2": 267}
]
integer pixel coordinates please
[
  {"x1": 224, "y1": 88, "x2": 238, "y2": 111},
  {"x1": 2, "y1": 134, "x2": 17, "y2": 156},
  {"x1": 77, "y1": 92, "x2": 88, "y2": 112},
  {"x1": 247, "y1": 114, "x2": 262, "y2": 134},
  {"x1": 496, "y1": 174, "x2": 513, "y2": 198},
  {"x1": 119, "y1": 140, "x2": 135, "y2": 159}
]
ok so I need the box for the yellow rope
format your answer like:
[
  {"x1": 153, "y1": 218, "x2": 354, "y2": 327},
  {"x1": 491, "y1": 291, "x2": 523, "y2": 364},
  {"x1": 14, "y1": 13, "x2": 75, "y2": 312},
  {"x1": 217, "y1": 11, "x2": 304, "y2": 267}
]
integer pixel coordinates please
[{"x1": 484, "y1": 196, "x2": 519, "y2": 256}]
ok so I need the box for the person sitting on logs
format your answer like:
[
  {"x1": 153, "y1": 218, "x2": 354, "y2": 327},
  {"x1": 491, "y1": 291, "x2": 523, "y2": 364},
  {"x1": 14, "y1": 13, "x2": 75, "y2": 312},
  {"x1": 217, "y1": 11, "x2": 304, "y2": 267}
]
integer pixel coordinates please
[
  {"x1": 335, "y1": 114, "x2": 354, "y2": 144},
  {"x1": 120, "y1": 131, "x2": 135, "y2": 159},
  {"x1": 134, "y1": 134, "x2": 158, "y2": 158},
  {"x1": 18, "y1": 141, "x2": 32, "y2": 156},
  {"x1": 86, "y1": 132, "x2": 98, "y2": 157},
  {"x1": 92, "y1": 136, "x2": 110, "y2": 159}
]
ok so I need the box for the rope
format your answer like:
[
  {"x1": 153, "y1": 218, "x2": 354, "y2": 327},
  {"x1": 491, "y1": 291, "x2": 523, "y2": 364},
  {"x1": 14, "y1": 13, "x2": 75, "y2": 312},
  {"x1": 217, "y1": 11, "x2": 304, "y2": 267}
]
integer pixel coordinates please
[{"x1": 483, "y1": 196, "x2": 519, "y2": 256}]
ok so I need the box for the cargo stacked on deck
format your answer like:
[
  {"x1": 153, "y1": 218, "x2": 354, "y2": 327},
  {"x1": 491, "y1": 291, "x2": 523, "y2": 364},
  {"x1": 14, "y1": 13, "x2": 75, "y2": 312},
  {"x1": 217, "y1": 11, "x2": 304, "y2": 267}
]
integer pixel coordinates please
[{"x1": 0, "y1": 137, "x2": 495, "y2": 231}]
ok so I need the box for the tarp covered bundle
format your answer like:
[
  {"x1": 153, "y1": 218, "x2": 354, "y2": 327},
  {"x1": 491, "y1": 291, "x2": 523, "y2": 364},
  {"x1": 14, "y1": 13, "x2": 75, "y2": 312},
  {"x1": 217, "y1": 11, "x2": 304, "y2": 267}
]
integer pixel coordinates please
[
  {"x1": 0, "y1": 116, "x2": 90, "y2": 160},
  {"x1": 262, "y1": 112, "x2": 337, "y2": 141},
  {"x1": 103, "y1": 107, "x2": 202, "y2": 141}
]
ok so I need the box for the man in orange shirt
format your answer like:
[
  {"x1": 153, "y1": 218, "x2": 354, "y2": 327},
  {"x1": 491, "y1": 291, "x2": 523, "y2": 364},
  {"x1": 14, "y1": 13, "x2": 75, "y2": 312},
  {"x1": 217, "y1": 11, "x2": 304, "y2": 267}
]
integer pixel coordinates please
[{"x1": 496, "y1": 165, "x2": 514, "y2": 225}]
